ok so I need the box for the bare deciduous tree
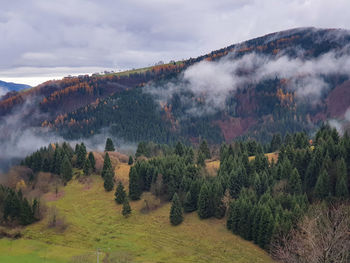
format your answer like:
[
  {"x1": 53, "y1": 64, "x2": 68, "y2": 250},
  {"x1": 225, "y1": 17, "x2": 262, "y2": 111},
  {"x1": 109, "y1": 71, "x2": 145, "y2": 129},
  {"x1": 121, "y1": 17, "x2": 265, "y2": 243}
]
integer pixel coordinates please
[{"x1": 271, "y1": 202, "x2": 350, "y2": 263}]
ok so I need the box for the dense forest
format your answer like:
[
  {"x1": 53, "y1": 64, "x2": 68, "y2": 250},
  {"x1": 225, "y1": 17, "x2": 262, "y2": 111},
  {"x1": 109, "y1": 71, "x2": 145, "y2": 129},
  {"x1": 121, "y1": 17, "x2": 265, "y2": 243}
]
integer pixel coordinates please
[
  {"x1": 12, "y1": 125, "x2": 350, "y2": 262},
  {"x1": 1, "y1": 28, "x2": 350, "y2": 146}
]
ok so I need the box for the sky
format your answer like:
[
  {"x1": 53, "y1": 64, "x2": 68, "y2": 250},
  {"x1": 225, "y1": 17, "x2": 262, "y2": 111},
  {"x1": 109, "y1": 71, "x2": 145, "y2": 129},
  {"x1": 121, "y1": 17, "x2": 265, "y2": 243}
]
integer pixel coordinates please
[{"x1": 1, "y1": 0, "x2": 350, "y2": 86}]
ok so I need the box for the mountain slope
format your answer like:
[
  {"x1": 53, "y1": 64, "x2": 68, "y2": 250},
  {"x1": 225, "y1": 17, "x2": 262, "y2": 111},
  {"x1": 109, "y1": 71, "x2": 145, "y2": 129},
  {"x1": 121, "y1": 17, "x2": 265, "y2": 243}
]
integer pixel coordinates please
[{"x1": 1, "y1": 27, "x2": 350, "y2": 145}]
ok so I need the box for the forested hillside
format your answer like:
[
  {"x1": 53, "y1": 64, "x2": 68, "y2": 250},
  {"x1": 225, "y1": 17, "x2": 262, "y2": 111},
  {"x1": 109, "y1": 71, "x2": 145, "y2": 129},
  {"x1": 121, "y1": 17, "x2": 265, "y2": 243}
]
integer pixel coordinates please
[
  {"x1": 1, "y1": 28, "x2": 350, "y2": 145},
  {"x1": 1, "y1": 125, "x2": 349, "y2": 262}
]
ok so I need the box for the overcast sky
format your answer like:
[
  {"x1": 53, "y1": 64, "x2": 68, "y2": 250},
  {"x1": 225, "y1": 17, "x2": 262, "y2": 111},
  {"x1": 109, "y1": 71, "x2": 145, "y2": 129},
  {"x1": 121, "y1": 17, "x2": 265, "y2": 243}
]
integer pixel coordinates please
[{"x1": 1, "y1": 0, "x2": 350, "y2": 86}]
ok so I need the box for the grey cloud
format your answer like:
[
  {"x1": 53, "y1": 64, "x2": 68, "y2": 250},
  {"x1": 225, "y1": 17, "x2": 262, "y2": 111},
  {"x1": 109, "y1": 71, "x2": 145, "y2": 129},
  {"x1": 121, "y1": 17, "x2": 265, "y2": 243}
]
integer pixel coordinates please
[{"x1": 1, "y1": 0, "x2": 350, "y2": 85}]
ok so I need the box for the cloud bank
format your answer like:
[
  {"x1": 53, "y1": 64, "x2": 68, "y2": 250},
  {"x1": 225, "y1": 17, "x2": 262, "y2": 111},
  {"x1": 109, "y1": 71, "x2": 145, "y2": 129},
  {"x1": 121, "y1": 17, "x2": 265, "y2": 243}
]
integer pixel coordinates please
[
  {"x1": 1, "y1": 0, "x2": 350, "y2": 85},
  {"x1": 145, "y1": 45, "x2": 350, "y2": 116}
]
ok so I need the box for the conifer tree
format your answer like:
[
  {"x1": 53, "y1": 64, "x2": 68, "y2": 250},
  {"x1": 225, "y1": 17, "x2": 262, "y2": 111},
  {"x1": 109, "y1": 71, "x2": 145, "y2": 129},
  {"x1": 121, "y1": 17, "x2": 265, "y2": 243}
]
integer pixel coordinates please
[
  {"x1": 122, "y1": 198, "x2": 131, "y2": 217},
  {"x1": 128, "y1": 155, "x2": 134, "y2": 165},
  {"x1": 197, "y1": 151, "x2": 206, "y2": 167},
  {"x1": 199, "y1": 140, "x2": 211, "y2": 159},
  {"x1": 314, "y1": 169, "x2": 330, "y2": 199},
  {"x1": 76, "y1": 143, "x2": 87, "y2": 169},
  {"x1": 83, "y1": 158, "x2": 91, "y2": 176},
  {"x1": 335, "y1": 159, "x2": 349, "y2": 198},
  {"x1": 257, "y1": 205, "x2": 274, "y2": 249},
  {"x1": 101, "y1": 153, "x2": 112, "y2": 178},
  {"x1": 105, "y1": 138, "x2": 115, "y2": 152},
  {"x1": 103, "y1": 165, "x2": 114, "y2": 192},
  {"x1": 175, "y1": 142, "x2": 185, "y2": 156},
  {"x1": 169, "y1": 193, "x2": 183, "y2": 225},
  {"x1": 288, "y1": 168, "x2": 302, "y2": 195},
  {"x1": 88, "y1": 152, "x2": 96, "y2": 172},
  {"x1": 129, "y1": 166, "x2": 141, "y2": 200},
  {"x1": 198, "y1": 183, "x2": 211, "y2": 219},
  {"x1": 60, "y1": 154, "x2": 72, "y2": 182},
  {"x1": 115, "y1": 181, "x2": 127, "y2": 204},
  {"x1": 183, "y1": 191, "x2": 196, "y2": 213}
]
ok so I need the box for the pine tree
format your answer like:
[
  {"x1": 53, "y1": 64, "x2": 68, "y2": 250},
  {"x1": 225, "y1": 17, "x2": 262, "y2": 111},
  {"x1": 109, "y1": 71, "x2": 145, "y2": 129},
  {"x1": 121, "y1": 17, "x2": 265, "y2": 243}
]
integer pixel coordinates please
[
  {"x1": 129, "y1": 166, "x2": 141, "y2": 200},
  {"x1": 128, "y1": 155, "x2": 134, "y2": 165},
  {"x1": 199, "y1": 140, "x2": 211, "y2": 159},
  {"x1": 257, "y1": 205, "x2": 274, "y2": 249},
  {"x1": 101, "y1": 153, "x2": 112, "y2": 178},
  {"x1": 183, "y1": 191, "x2": 196, "y2": 213},
  {"x1": 198, "y1": 183, "x2": 211, "y2": 219},
  {"x1": 169, "y1": 193, "x2": 183, "y2": 225},
  {"x1": 175, "y1": 142, "x2": 185, "y2": 156},
  {"x1": 105, "y1": 138, "x2": 115, "y2": 152},
  {"x1": 122, "y1": 198, "x2": 131, "y2": 217},
  {"x1": 103, "y1": 165, "x2": 114, "y2": 192},
  {"x1": 83, "y1": 158, "x2": 91, "y2": 176},
  {"x1": 115, "y1": 181, "x2": 127, "y2": 204},
  {"x1": 76, "y1": 143, "x2": 87, "y2": 169},
  {"x1": 88, "y1": 152, "x2": 96, "y2": 171},
  {"x1": 197, "y1": 151, "x2": 205, "y2": 167},
  {"x1": 314, "y1": 170, "x2": 330, "y2": 199},
  {"x1": 60, "y1": 155, "x2": 72, "y2": 182},
  {"x1": 335, "y1": 159, "x2": 349, "y2": 198},
  {"x1": 288, "y1": 168, "x2": 302, "y2": 195}
]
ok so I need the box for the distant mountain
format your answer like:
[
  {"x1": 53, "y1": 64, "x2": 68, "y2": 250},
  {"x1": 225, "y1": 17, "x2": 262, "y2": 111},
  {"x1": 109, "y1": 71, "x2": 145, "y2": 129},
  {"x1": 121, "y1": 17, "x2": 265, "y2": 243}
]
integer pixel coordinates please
[
  {"x1": 1, "y1": 27, "x2": 350, "y2": 145},
  {"x1": 0, "y1": 80, "x2": 31, "y2": 92}
]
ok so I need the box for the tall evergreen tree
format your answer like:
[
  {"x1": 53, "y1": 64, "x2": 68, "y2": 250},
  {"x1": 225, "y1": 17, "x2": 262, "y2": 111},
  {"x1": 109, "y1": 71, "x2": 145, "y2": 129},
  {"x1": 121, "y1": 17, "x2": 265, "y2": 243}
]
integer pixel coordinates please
[
  {"x1": 103, "y1": 165, "x2": 114, "y2": 191},
  {"x1": 76, "y1": 143, "x2": 87, "y2": 169},
  {"x1": 199, "y1": 140, "x2": 211, "y2": 159},
  {"x1": 115, "y1": 181, "x2": 127, "y2": 204},
  {"x1": 129, "y1": 166, "x2": 141, "y2": 200},
  {"x1": 335, "y1": 159, "x2": 349, "y2": 198},
  {"x1": 169, "y1": 193, "x2": 183, "y2": 225},
  {"x1": 198, "y1": 183, "x2": 212, "y2": 219},
  {"x1": 288, "y1": 168, "x2": 302, "y2": 195},
  {"x1": 105, "y1": 138, "x2": 115, "y2": 151},
  {"x1": 122, "y1": 198, "x2": 131, "y2": 217},
  {"x1": 88, "y1": 152, "x2": 96, "y2": 172},
  {"x1": 183, "y1": 191, "x2": 196, "y2": 213},
  {"x1": 314, "y1": 169, "x2": 330, "y2": 199},
  {"x1": 60, "y1": 154, "x2": 72, "y2": 182},
  {"x1": 128, "y1": 155, "x2": 134, "y2": 165},
  {"x1": 83, "y1": 157, "x2": 91, "y2": 176},
  {"x1": 101, "y1": 153, "x2": 112, "y2": 178}
]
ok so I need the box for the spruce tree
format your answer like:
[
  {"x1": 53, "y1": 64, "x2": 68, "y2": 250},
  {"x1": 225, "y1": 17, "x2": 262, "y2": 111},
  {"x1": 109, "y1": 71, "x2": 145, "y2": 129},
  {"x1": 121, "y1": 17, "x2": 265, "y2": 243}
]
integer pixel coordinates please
[
  {"x1": 314, "y1": 170, "x2": 330, "y2": 199},
  {"x1": 128, "y1": 155, "x2": 134, "y2": 165},
  {"x1": 102, "y1": 153, "x2": 112, "y2": 178},
  {"x1": 88, "y1": 152, "x2": 96, "y2": 171},
  {"x1": 199, "y1": 140, "x2": 211, "y2": 159},
  {"x1": 122, "y1": 198, "x2": 131, "y2": 217},
  {"x1": 183, "y1": 191, "x2": 196, "y2": 213},
  {"x1": 115, "y1": 181, "x2": 127, "y2": 204},
  {"x1": 60, "y1": 154, "x2": 72, "y2": 182},
  {"x1": 175, "y1": 142, "x2": 185, "y2": 156},
  {"x1": 105, "y1": 138, "x2": 115, "y2": 152},
  {"x1": 335, "y1": 159, "x2": 349, "y2": 198},
  {"x1": 288, "y1": 168, "x2": 302, "y2": 195},
  {"x1": 169, "y1": 193, "x2": 183, "y2": 226},
  {"x1": 103, "y1": 165, "x2": 114, "y2": 191},
  {"x1": 76, "y1": 143, "x2": 87, "y2": 169},
  {"x1": 129, "y1": 166, "x2": 141, "y2": 200},
  {"x1": 83, "y1": 158, "x2": 91, "y2": 176},
  {"x1": 197, "y1": 151, "x2": 206, "y2": 167},
  {"x1": 198, "y1": 183, "x2": 211, "y2": 219}
]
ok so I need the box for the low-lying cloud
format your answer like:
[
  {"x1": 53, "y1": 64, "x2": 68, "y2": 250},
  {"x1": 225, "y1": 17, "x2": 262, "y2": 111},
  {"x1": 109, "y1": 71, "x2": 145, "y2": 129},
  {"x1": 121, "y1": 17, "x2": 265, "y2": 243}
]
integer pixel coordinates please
[
  {"x1": 145, "y1": 46, "x2": 350, "y2": 116},
  {"x1": 0, "y1": 99, "x2": 136, "y2": 173}
]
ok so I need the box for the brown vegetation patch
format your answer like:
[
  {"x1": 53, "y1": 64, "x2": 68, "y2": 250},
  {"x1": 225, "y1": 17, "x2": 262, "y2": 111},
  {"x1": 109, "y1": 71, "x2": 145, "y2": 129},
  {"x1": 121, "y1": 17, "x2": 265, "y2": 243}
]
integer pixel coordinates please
[
  {"x1": 45, "y1": 191, "x2": 65, "y2": 202},
  {"x1": 326, "y1": 80, "x2": 350, "y2": 118},
  {"x1": 215, "y1": 116, "x2": 257, "y2": 142}
]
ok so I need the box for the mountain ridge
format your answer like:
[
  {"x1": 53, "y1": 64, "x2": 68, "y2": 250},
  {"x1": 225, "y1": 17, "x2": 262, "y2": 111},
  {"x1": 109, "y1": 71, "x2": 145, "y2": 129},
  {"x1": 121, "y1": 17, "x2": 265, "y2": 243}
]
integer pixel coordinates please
[{"x1": 1, "y1": 27, "x2": 350, "y2": 146}]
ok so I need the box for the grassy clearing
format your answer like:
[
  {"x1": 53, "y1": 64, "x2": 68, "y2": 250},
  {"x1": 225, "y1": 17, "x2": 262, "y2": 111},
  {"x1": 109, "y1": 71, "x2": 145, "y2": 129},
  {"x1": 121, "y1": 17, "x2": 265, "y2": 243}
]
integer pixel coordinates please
[{"x1": 2, "y1": 163, "x2": 274, "y2": 263}]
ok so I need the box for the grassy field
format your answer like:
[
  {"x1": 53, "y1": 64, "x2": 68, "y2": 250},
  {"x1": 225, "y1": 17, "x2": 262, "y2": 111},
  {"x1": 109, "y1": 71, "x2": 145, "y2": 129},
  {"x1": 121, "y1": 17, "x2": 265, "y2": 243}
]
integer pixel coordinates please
[{"x1": 1, "y1": 163, "x2": 275, "y2": 263}]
